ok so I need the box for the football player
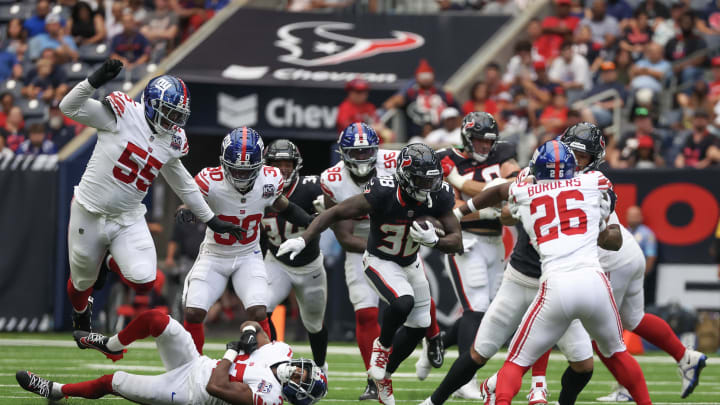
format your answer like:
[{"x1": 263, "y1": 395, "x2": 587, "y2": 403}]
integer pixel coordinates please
[
  {"x1": 279, "y1": 143, "x2": 463, "y2": 405},
  {"x1": 59, "y1": 59, "x2": 244, "y2": 334},
  {"x1": 178, "y1": 128, "x2": 315, "y2": 354},
  {"x1": 18, "y1": 309, "x2": 327, "y2": 405},
  {"x1": 424, "y1": 112, "x2": 519, "y2": 399},
  {"x1": 262, "y1": 139, "x2": 329, "y2": 371}
]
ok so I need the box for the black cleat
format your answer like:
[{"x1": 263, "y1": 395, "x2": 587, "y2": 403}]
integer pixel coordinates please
[
  {"x1": 16, "y1": 371, "x2": 63, "y2": 400},
  {"x1": 73, "y1": 331, "x2": 125, "y2": 361},
  {"x1": 71, "y1": 296, "x2": 94, "y2": 335},
  {"x1": 427, "y1": 331, "x2": 445, "y2": 368},
  {"x1": 359, "y1": 378, "x2": 378, "y2": 401}
]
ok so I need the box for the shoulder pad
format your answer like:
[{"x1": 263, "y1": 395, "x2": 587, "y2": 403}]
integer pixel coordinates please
[
  {"x1": 105, "y1": 91, "x2": 138, "y2": 118},
  {"x1": 195, "y1": 166, "x2": 224, "y2": 196}
]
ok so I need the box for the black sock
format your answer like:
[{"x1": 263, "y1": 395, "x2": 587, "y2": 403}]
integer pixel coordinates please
[
  {"x1": 443, "y1": 317, "x2": 460, "y2": 349},
  {"x1": 386, "y1": 327, "x2": 425, "y2": 374},
  {"x1": 379, "y1": 295, "x2": 414, "y2": 347},
  {"x1": 558, "y1": 366, "x2": 593, "y2": 405},
  {"x1": 458, "y1": 311, "x2": 484, "y2": 354},
  {"x1": 266, "y1": 313, "x2": 277, "y2": 341},
  {"x1": 308, "y1": 326, "x2": 328, "y2": 367},
  {"x1": 430, "y1": 352, "x2": 483, "y2": 404}
]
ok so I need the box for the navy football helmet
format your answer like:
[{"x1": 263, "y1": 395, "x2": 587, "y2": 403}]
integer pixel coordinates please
[
  {"x1": 560, "y1": 122, "x2": 606, "y2": 172},
  {"x1": 461, "y1": 111, "x2": 499, "y2": 163},
  {"x1": 219, "y1": 127, "x2": 264, "y2": 194},
  {"x1": 530, "y1": 140, "x2": 577, "y2": 181},
  {"x1": 141, "y1": 75, "x2": 190, "y2": 136},
  {"x1": 276, "y1": 359, "x2": 328, "y2": 405},
  {"x1": 264, "y1": 139, "x2": 303, "y2": 186},
  {"x1": 337, "y1": 122, "x2": 379, "y2": 178},
  {"x1": 395, "y1": 143, "x2": 443, "y2": 202}
]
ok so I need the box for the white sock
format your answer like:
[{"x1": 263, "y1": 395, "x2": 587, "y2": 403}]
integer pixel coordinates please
[
  {"x1": 106, "y1": 335, "x2": 125, "y2": 352},
  {"x1": 531, "y1": 375, "x2": 546, "y2": 389},
  {"x1": 52, "y1": 382, "x2": 64, "y2": 397}
]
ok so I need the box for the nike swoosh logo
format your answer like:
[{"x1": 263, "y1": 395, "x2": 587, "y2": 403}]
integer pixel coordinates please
[
  {"x1": 253, "y1": 250, "x2": 261, "y2": 254},
  {"x1": 312, "y1": 274, "x2": 321, "y2": 279}
]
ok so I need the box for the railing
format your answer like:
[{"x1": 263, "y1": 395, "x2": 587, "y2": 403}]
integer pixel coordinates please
[{"x1": 571, "y1": 88, "x2": 623, "y2": 137}]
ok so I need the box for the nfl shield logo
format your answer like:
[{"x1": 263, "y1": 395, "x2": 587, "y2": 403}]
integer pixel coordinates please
[
  {"x1": 263, "y1": 184, "x2": 275, "y2": 198},
  {"x1": 407, "y1": 210, "x2": 414, "y2": 217}
]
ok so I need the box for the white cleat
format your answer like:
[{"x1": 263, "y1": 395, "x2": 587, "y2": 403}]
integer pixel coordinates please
[
  {"x1": 596, "y1": 385, "x2": 632, "y2": 402},
  {"x1": 418, "y1": 397, "x2": 434, "y2": 405},
  {"x1": 376, "y1": 378, "x2": 395, "y2": 405},
  {"x1": 453, "y1": 379, "x2": 483, "y2": 399},
  {"x1": 320, "y1": 362, "x2": 328, "y2": 376},
  {"x1": 415, "y1": 339, "x2": 431, "y2": 381},
  {"x1": 527, "y1": 386, "x2": 548, "y2": 405},
  {"x1": 678, "y1": 349, "x2": 707, "y2": 398},
  {"x1": 480, "y1": 374, "x2": 497, "y2": 405},
  {"x1": 368, "y1": 338, "x2": 391, "y2": 381}
]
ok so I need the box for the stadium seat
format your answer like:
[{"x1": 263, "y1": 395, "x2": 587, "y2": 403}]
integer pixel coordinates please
[
  {"x1": 78, "y1": 43, "x2": 111, "y2": 64},
  {"x1": 129, "y1": 63, "x2": 160, "y2": 82},
  {"x1": 0, "y1": 78, "x2": 23, "y2": 99},
  {"x1": 101, "y1": 79, "x2": 134, "y2": 97},
  {"x1": 17, "y1": 98, "x2": 48, "y2": 121},
  {"x1": 0, "y1": 0, "x2": 18, "y2": 4},
  {"x1": 0, "y1": 3, "x2": 32, "y2": 23},
  {"x1": 63, "y1": 62, "x2": 91, "y2": 82}
]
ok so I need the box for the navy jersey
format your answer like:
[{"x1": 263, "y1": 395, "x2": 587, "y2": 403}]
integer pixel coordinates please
[
  {"x1": 509, "y1": 161, "x2": 615, "y2": 279},
  {"x1": 363, "y1": 176, "x2": 455, "y2": 267},
  {"x1": 436, "y1": 142, "x2": 516, "y2": 235},
  {"x1": 262, "y1": 176, "x2": 321, "y2": 267}
]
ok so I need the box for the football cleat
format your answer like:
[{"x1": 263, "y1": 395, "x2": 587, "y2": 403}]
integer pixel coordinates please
[
  {"x1": 415, "y1": 338, "x2": 431, "y2": 380},
  {"x1": 453, "y1": 380, "x2": 483, "y2": 400},
  {"x1": 368, "y1": 338, "x2": 391, "y2": 381},
  {"x1": 73, "y1": 331, "x2": 126, "y2": 362},
  {"x1": 426, "y1": 332, "x2": 445, "y2": 368},
  {"x1": 359, "y1": 378, "x2": 378, "y2": 401},
  {"x1": 418, "y1": 398, "x2": 434, "y2": 405},
  {"x1": 375, "y1": 378, "x2": 395, "y2": 405},
  {"x1": 596, "y1": 384, "x2": 632, "y2": 402},
  {"x1": 71, "y1": 296, "x2": 94, "y2": 334},
  {"x1": 16, "y1": 371, "x2": 63, "y2": 400},
  {"x1": 527, "y1": 385, "x2": 548, "y2": 405},
  {"x1": 678, "y1": 349, "x2": 707, "y2": 398},
  {"x1": 480, "y1": 374, "x2": 497, "y2": 405}
]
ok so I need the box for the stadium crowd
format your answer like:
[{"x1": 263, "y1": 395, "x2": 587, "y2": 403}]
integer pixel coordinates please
[{"x1": 0, "y1": 0, "x2": 229, "y2": 159}]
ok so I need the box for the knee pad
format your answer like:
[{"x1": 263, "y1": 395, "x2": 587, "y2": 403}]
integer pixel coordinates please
[{"x1": 390, "y1": 295, "x2": 415, "y2": 318}]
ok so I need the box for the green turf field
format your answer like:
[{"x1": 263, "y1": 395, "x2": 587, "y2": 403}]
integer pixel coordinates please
[{"x1": 0, "y1": 334, "x2": 717, "y2": 404}]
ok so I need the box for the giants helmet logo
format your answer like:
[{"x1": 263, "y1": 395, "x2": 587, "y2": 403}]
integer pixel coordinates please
[{"x1": 275, "y1": 21, "x2": 424, "y2": 67}]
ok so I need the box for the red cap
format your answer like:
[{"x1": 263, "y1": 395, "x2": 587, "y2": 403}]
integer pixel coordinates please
[
  {"x1": 600, "y1": 61, "x2": 616, "y2": 71},
  {"x1": 712, "y1": 56, "x2": 720, "y2": 67},
  {"x1": 415, "y1": 59, "x2": 434, "y2": 76},
  {"x1": 345, "y1": 78, "x2": 369, "y2": 92},
  {"x1": 554, "y1": 86, "x2": 565, "y2": 95},
  {"x1": 637, "y1": 135, "x2": 654, "y2": 149},
  {"x1": 556, "y1": 0, "x2": 571, "y2": 5},
  {"x1": 533, "y1": 60, "x2": 546, "y2": 70}
]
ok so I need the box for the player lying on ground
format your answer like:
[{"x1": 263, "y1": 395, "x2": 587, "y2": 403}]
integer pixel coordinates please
[
  {"x1": 17, "y1": 309, "x2": 327, "y2": 405},
  {"x1": 59, "y1": 59, "x2": 244, "y2": 335},
  {"x1": 279, "y1": 143, "x2": 463, "y2": 405}
]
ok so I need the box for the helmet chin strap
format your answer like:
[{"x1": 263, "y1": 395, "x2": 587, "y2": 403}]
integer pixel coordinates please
[{"x1": 472, "y1": 152, "x2": 489, "y2": 162}]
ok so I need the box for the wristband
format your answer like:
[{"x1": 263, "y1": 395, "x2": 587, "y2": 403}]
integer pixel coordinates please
[
  {"x1": 223, "y1": 349, "x2": 238, "y2": 362},
  {"x1": 446, "y1": 168, "x2": 468, "y2": 189},
  {"x1": 453, "y1": 207, "x2": 464, "y2": 222},
  {"x1": 466, "y1": 198, "x2": 477, "y2": 213},
  {"x1": 242, "y1": 325, "x2": 256, "y2": 333}
]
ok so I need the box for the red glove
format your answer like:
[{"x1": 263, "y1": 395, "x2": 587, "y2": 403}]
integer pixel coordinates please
[{"x1": 440, "y1": 156, "x2": 455, "y2": 177}]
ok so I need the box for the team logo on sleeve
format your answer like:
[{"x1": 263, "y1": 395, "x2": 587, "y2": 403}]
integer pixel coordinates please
[
  {"x1": 257, "y1": 380, "x2": 273, "y2": 394},
  {"x1": 170, "y1": 134, "x2": 183, "y2": 150},
  {"x1": 263, "y1": 184, "x2": 276, "y2": 198}
]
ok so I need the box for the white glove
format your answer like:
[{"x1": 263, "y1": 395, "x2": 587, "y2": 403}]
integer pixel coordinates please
[
  {"x1": 462, "y1": 237, "x2": 478, "y2": 253},
  {"x1": 453, "y1": 207, "x2": 464, "y2": 222},
  {"x1": 599, "y1": 218, "x2": 608, "y2": 232},
  {"x1": 599, "y1": 193, "x2": 611, "y2": 221},
  {"x1": 508, "y1": 199, "x2": 521, "y2": 219},
  {"x1": 476, "y1": 207, "x2": 501, "y2": 220},
  {"x1": 409, "y1": 221, "x2": 439, "y2": 247},
  {"x1": 446, "y1": 167, "x2": 468, "y2": 189},
  {"x1": 277, "y1": 237, "x2": 306, "y2": 260},
  {"x1": 312, "y1": 195, "x2": 326, "y2": 214}
]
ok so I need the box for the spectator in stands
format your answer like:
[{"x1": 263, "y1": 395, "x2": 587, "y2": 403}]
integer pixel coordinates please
[
  {"x1": 708, "y1": 56, "x2": 720, "y2": 105},
  {"x1": 171, "y1": 0, "x2": 209, "y2": 39},
  {"x1": 503, "y1": 40, "x2": 536, "y2": 86},
  {"x1": 27, "y1": 13, "x2": 79, "y2": 63},
  {"x1": 666, "y1": 12, "x2": 707, "y2": 85},
  {"x1": 24, "y1": 0, "x2": 52, "y2": 38},
  {"x1": 336, "y1": 78, "x2": 377, "y2": 133},
  {"x1": 141, "y1": 0, "x2": 180, "y2": 62},
  {"x1": 422, "y1": 107, "x2": 461, "y2": 147},
  {"x1": 675, "y1": 110, "x2": 720, "y2": 168},
  {"x1": 548, "y1": 41, "x2": 591, "y2": 99},
  {"x1": 462, "y1": 80, "x2": 498, "y2": 116},
  {"x1": 68, "y1": 1, "x2": 107, "y2": 45},
  {"x1": 614, "y1": 49, "x2": 633, "y2": 85},
  {"x1": 625, "y1": 206, "x2": 657, "y2": 277},
  {"x1": 606, "y1": 0, "x2": 633, "y2": 22},
  {"x1": 610, "y1": 107, "x2": 665, "y2": 168},
  {"x1": 579, "y1": 0, "x2": 620, "y2": 49},
  {"x1": 106, "y1": 1, "x2": 126, "y2": 40},
  {"x1": 484, "y1": 62, "x2": 507, "y2": 97},
  {"x1": 539, "y1": 86, "x2": 568, "y2": 135},
  {"x1": 696, "y1": 0, "x2": 720, "y2": 36},
  {"x1": 111, "y1": 13, "x2": 151, "y2": 69},
  {"x1": 0, "y1": 131, "x2": 12, "y2": 159},
  {"x1": 0, "y1": 92, "x2": 15, "y2": 127},
  {"x1": 16, "y1": 122, "x2": 56, "y2": 155},
  {"x1": 0, "y1": 106, "x2": 25, "y2": 152},
  {"x1": 630, "y1": 42, "x2": 672, "y2": 94},
  {"x1": 580, "y1": 61, "x2": 626, "y2": 128},
  {"x1": 522, "y1": 60, "x2": 556, "y2": 123},
  {"x1": 620, "y1": 8, "x2": 653, "y2": 61},
  {"x1": 128, "y1": 0, "x2": 149, "y2": 24},
  {"x1": 47, "y1": 100, "x2": 76, "y2": 150},
  {"x1": 2, "y1": 19, "x2": 28, "y2": 58},
  {"x1": 382, "y1": 59, "x2": 456, "y2": 138},
  {"x1": 677, "y1": 80, "x2": 711, "y2": 128},
  {"x1": 637, "y1": 0, "x2": 669, "y2": 22},
  {"x1": 536, "y1": 0, "x2": 579, "y2": 61},
  {"x1": 22, "y1": 49, "x2": 69, "y2": 104},
  {"x1": 653, "y1": 1, "x2": 685, "y2": 47},
  {"x1": 0, "y1": 47, "x2": 20, "y2": 82}
]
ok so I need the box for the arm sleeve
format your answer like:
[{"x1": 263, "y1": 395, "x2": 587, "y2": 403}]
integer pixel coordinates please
[
  {"x1": 59, "y1": 79, "x2": 117, "y2": 132},
  {"x1": 161, "y1": 159, "x2": 215, "y2": 223}
]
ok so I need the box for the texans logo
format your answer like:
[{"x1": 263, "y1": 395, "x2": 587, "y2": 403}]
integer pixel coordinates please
[
  {"x1": 464, "y1": 120, "x2": 475, "y2": 131},
  {"x1": 275, "y1": 21, "x2": 424, "y2": 67},
  {"x1": 599, "y1": 135, "x2": 606, "y2": 149},
  {"x1": 400, "y1": 156, "x2": 412, "y2": 168}
]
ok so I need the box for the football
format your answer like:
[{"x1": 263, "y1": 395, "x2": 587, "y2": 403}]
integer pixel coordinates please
[{"x1": 415, "y1": 215, "x2": 445, "y2": 237}]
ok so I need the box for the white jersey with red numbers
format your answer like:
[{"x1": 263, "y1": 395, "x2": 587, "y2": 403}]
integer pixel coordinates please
[
  {"x1": 74, "y1": 91, "x2": 193, "y2": 225},
  {"x1": 193, "y1": 341, "x2": 293, "y2": 405},
  {"x1": 319, "y1": 149, "x2": 397, "y2": 237},
  {"x1": 194, "y1": 165, "x2": 284, "y2": 256},
  {"x1": 508, "y1": 171, "x2": 612, "y2": 277}
]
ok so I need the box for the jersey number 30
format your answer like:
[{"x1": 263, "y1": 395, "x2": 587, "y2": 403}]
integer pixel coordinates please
[{"x1": 530, "y1": 190, "x2": 587, "y2": 245}]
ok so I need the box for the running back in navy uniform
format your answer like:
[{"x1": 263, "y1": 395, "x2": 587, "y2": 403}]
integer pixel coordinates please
[{"x1": 363, "y1": 175, "x2": 455, "y2": 267}]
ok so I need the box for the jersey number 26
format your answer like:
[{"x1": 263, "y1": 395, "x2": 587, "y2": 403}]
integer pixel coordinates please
[{"x1": 530, "y1": 190, "x2": 587, "y2": 245}]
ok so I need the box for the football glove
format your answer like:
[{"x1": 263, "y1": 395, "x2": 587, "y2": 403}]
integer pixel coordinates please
[
  {"x1": 239, "y1": 326, "x2": 258, "y2": 355},
  {"x1": 599, "y1": 193, "x2": 612, "y2": 220},
  {"x1": 206, "y1": 216, "x2": 247, "y2": 242},
  {"x1": 312, "y1": 194, "x2": 326, "y2": 214},
  {"x1": 175, "y1": 207, "x2": 196, "y2": 224},
  {"x1": 88, "y1": 59, "x2": 123, "y2": 88},
  {"x1": 409, "y1": 220, "x2": 439, "y2": 247},
  {"x1": 277, "y1": 237, "x2": 306, "y2": 260}
]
